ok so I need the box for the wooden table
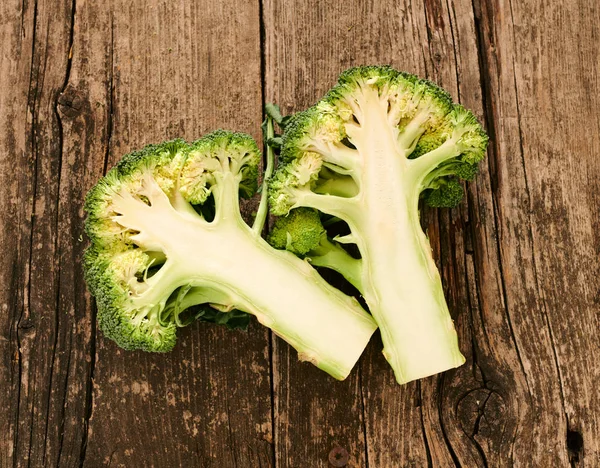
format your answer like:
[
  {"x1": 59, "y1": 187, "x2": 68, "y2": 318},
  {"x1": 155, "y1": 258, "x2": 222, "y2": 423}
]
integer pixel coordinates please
[{"x1": 1, "y1": 0, "x2": 598, "y2": 466}]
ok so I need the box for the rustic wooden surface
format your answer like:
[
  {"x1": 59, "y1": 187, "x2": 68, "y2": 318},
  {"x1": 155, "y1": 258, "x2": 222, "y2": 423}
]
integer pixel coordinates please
[{"x1": 1, "y1": 0, "x2": 598, "y2": 465}]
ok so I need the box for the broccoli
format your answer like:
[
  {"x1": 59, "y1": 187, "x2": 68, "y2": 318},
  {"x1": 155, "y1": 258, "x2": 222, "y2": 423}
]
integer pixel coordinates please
[
  {"x1": 267, "y1": 208, "x2": 363, "y2": 291},
  {"x1": 268, "y1": 66, "x2": 488, "y2": 384},
  {"x1": 84, "y1": 130, "x2": 377, "y2": 380}
]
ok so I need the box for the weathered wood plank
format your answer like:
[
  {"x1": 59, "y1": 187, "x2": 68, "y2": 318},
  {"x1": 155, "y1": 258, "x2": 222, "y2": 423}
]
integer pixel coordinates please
[
  {"x1": 0, "y1": 0, "x2": 35, "y2": 464},
  {"x1": 263, "y1": 0, "x2": 433, "y2": 466},
  {"x1": 262, "y1": 0, "x2": 481, "y2": 465},
  {"x1": 476, "y1": 0, "x2": 600, "y2": 464},
  {"x1": 264, "y1": 0, "x2": 600, "y2": 467},
  {"x1": 80, "y1": 0, "x2": 271, "y2": 467},
  {"x1": 0, "y1": 0, "x2": 99, "y2": 465},
  {"x1": 1, "y1": 0, "x2": 599, "y2": 465}
]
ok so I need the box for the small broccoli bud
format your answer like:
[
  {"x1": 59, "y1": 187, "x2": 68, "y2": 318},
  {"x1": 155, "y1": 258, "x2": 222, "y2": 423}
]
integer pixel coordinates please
[
  {"x1": 181, "y1": 131, "x2": 261, "y2": 203},
  {"x1": 281, "y1": 104, "x2": 347, "y2": 162},
  {"x1": 268, "y1": 208, "x2": 325, "y2": 256},
  {"x1": 336, "y1": 65, "x2": 400, "y2": 88},
  {"x1": 268, "y1": 152, "x2": 323, "y2": 215},
  {"x1": 84, "y1": 246, "x2": 177, "y2": 352},
  {"x1": 450, "y1": 105, "x2": 489, "y2": 163},
  {"x1": 424, "y1": 179, "x2": 465, "y2": 208}
]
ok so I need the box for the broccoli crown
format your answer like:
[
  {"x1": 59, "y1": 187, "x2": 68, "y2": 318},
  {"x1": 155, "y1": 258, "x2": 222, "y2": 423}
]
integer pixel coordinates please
[
  {"x1": 84, "y1": 132, "x2": 259, "y2": 352},
  {"x1": 423, "y1": 179, "x2": 464, "y2": 208},
  {"x1": 268, "y1": 151, "x2": 323, "y2": 215},
  {"x1": 271, "y1": 65, "x2": 488, "y2": 210},
  {"x1": 182, "y1": 130, "x2": 260, "y2": 203},
  {"x1": 268, "y1": 208, "x2": 325, "y2": 256}
]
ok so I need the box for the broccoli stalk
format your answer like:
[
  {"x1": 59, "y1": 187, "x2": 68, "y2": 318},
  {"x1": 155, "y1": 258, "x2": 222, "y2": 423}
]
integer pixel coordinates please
[
  {"x1": 84, "y1": 130, "x2": 376, "y2": 380},
  {"x1": 269, "y1": 66, "x2": 488, "y2": 384}
]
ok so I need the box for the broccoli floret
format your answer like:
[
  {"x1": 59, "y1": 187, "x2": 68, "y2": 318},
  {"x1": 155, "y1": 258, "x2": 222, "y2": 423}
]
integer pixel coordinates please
[
  {"x1": 269, "y1": 66, "x2": 488, "y2": 384},
  {"x1": 84, "y1": 130, "x2": 376, "y2": 379},
  {"x1": 268, "y1": 208, "x2": 325, "y2": 256},
  {"x1": 423, "y1": 178, "x2": 464, "y2": 208},
  {"x1": 268, "y1": 208, "x2": 363, "y2": 292}
]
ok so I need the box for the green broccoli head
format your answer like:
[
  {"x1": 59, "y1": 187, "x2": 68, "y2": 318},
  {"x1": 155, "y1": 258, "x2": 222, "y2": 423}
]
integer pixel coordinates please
[
  {"x1": 268, "y1": 151, "x2": 323, "y2": 215},
  {"x1": 280, "y1": 102, "x2": 347, "y2": 162},
  {"x1": 417, "y1": 106, "x2": 488, "y2": 207},
  {"x1": 269, "y1": 65, "x2": 488, "y2": 211},
  {"x1": 182, "y1": 130, "x2": 260, "y2": 203},
  {"x1": 422, "y1": 178, "x2": 465, "y2": 208},
  {"x1": 84, "y1": 246, "x2": 176, "y2": 351},
  {"x1": 84, "y1": 133, "x2": 259, "y2": 352},
  {"x1": 268, "y1": 208, "x2": 325, "y2": 256}
]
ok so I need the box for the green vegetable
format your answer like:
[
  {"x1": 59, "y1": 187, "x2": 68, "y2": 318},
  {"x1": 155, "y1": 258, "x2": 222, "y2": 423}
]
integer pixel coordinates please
[
  {"x1": 268, "y1": 66, "x2": 488, "y2": 384},
  {"x1": 84, "y1": 129, "x2": 376, "y2": 380},
  {"x1": 268, "y1": 208, "x2": 363, "y2": 292}
]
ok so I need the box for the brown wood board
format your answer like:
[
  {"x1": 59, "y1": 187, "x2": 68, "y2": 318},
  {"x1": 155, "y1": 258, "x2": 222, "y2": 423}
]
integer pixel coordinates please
[{"x1": 0, "y1": 0, "x2": 598, "y2": 466}]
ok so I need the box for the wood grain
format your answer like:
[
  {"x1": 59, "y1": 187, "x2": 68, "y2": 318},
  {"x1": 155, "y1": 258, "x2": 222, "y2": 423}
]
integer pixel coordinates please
[
  {"x1": 264, "y1": 0, "x2": 600, "y2": 466},
  {"x1": 0, "y1": 0, "x2": 97, "y2": 465},
  {"x1": 476, "y1": 0, "x2": 600, "y2": 464},
  {"x1": 1, "y1": 0, "x2": 271, "y2": 466},
  {"x1": 80, "y1": 0, "x2": 271, "y2": 466},
  {"x1": 1, "y1": 0, "x2": 599, "y2": 465}
]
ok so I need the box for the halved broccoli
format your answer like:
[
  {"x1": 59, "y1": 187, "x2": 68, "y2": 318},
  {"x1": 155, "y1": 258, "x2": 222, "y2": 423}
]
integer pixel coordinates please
[
  {"x1": 269, "y1": 66, "x2": 488, "y2": 384},
  {"x1": 84, "y1": 130, "x2": 376, "y2": 380}
]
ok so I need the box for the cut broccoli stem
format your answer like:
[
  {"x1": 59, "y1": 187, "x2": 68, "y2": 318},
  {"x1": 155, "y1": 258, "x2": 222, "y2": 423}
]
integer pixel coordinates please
[
  {"x1": 161, "y1": 285, "x2": 239, "y2": 327},
  {"x1": 113, "y1": 169, "x2": 376, "y2": 380},
  {"x1": 314, "y1": 175, "x2": 359, "y2": 198},
  {"x1": 345, "y1": 89, "x2": 465, "y2": 383},
  {"x1": 290, "y1": 85, "x2": 464, "y2": 383},
  {"x1": 307, "y1": 141, "x2": 362, "y2": 174},
  {"x1": 295, "y1": 191, "x2": 358, "y2": 220},
  {"x1": 406, "y1": 139, "x2": 462, "y2": 185},
  {"x1": 308, "y1": 237, "x2": 363, "y2": 292},
  {"x1": 252, "y1": 115, "x2": 276, "y2": 235}
]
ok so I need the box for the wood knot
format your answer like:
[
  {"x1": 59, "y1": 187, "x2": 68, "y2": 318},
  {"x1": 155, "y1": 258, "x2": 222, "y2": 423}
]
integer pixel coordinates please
[
  {"x1": 456, "y1": 387, "x2": 506, "y2": 438},
  {"x1": 56, "y1": 86, "x2": 87, "y2": 118}
]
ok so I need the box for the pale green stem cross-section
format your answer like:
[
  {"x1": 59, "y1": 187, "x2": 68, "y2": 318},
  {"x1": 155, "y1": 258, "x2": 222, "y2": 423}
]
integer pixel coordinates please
[
  {"x1": 252, "y1": 116, "x2": 275, "y2": 235},
  {"x1": 298, "y1": 85, "x2": 466, "y2": 383},
  {"x1": 114, "y1": 167, "x2": 377, "y2": 380}
]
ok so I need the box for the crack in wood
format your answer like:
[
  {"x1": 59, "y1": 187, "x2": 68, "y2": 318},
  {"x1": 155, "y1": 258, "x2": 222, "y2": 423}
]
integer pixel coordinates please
[
  {"x1": 358, "y1": 361, "x2": 370, "y2": 468},
  {"x1": 446, "y1": 0, "x2": 462, "y2": 101},
  {"x1": 49, "y1": 0, "x2": 76, "y2": 464},
  {"x1": 13, "y1": 0, "x2": 40, "y2": 463},
  {"x1": 470, "y1": 3, "x2": 533, "y2": 466},
  {"x1": 55, "y1": 330, "x2": 73, "y2": 466},
  {"x1": 257, "y1": 1, "x2": 277, "y2": 464},
  {"x1": 78, "y1": 8, "x2": 114, "y2": 468},
  {"x1": 437, "y1": 374, "x2": 462, "y2": 468},
  {"x1": 225, "y1": 399, "x2": 239, "y2": 468},
  {"x1": 417, "y1": 381, "x2": 433, "y2": 468}
]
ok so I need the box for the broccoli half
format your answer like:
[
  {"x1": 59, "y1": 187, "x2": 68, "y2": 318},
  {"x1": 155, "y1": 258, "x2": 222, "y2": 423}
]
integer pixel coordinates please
[
  {"x1": 268, "y1": 66, "x2": 488, "y2": 384},
  {"x1": 84, "y1": 130, "x2": 376, "y2": 380}
]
